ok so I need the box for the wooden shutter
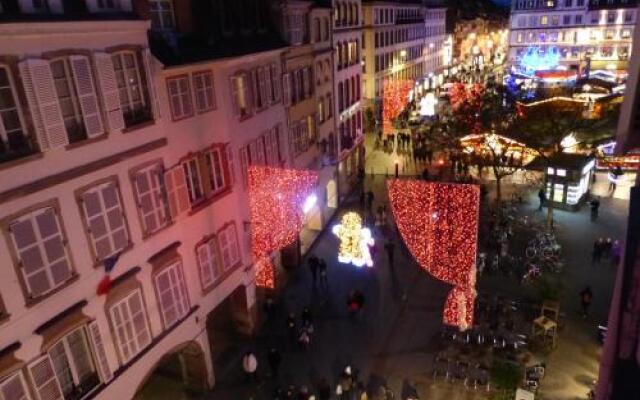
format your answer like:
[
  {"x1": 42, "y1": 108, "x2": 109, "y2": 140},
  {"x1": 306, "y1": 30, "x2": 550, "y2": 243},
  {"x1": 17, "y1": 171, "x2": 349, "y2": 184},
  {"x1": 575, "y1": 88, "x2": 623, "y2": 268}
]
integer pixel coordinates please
[
  {"x1": 229, "y1": 76, "x2": 240, "y2": 116},
  {"x1": 255, "y1": 136, "x2": 266, "y2": 165},
  {"x1": 302, "y1": 67, "x2": 310, "y2": 98},
  {"x1": 143, "y1": 49, "x2": 161, "y2": 119},
  {"x1": 239, "y1": 147, "x2": 249, "y2": 188},
  {"x1": 227, "y1": 224, "x2": 240, "y2": 266},
  {"x1": 218, "y1": 228, "x2": 231, "y2": 269},
  {"x1": 225, "y1": 144, "x2": 235, "y2": 185},
  {"x1": 69, "y1": 55, "x2": 104, "y2": 137},
  {"x1": 93, "y1": 52, "x2": 125, "y2": 132},
  {"x1": 19, "y1": 59, "x2": 67, "y2": 150},
  {"x1": 282, "y1": 73, "x2": 291, "y2": 107},
  {"x1": 27, "y1": 355, "x2": 63, "y2": 400},
  {"x1": 270, "y1": 64, "x2": 281, "y2": 103},
  {"x1": 164, "y1": 166, "x2": 190, "y2": 218},
  {"x1": 258, "y1": 67, "x2": 268, "y2": 107},
  {"x1": 197, "y1": 242, "x2": 214, "y2": 288},
  {"x1": 264, "y1": 131, "x2": 274, "y2": 166},
  {"x1": 0, "y1": 371, "x2": 31, "y2": 400},
  {"x1": 87, "y1": 321, "x2": 113, "y2": 384}
]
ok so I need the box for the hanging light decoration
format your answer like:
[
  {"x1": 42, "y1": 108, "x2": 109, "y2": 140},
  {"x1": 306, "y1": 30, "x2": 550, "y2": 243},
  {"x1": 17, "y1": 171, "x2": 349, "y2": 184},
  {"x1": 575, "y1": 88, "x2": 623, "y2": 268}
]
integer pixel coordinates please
[
  {"x1": 382, "y1": 79, "x2": 413, "y2": 135},
  {"x1": 332, "y1": 211, "x2": 374, "y2": 268},
  {"x1": 387, "y1": 179, "x2": 480, "y2": 330},
  {"x1": 248, "y1": 166, "x2": 318, "y2": 288}
]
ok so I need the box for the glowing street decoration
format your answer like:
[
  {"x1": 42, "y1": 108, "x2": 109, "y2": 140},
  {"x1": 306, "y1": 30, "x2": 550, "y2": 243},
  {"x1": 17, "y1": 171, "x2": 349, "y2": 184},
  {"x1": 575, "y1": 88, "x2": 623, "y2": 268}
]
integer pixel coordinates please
[
  {"x1": 302, "y1": 194, "x2": 317, "y2": 214},
  {"x1": 382, "y1": 79, "x2": 413, "y2": 135},
  {"x1": 519, "y1": 46, "x2": 560, "y2": 72},
  {"x1": 248, "y1": 166, "x2": 318, "y2": 288},
  {"x1": 387, "y1": 180, "x2": 480, "y2": 330},
  {"x1": 332, "y1": 212, "x2": 374, "y2": 268},
  {"x1": 419, "y1": 92, "x2": 437, "y2": 117}
]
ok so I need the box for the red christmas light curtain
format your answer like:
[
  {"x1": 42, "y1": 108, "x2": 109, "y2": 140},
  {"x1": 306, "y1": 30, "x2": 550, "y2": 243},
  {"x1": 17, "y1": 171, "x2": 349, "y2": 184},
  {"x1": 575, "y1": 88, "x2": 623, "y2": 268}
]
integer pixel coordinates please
[
  {"x1": 382, "y1": 79, "x2": 413, "y2": 135},
  {"x1": 387, "y1": 180, "x2": 480, "y2": 330},
  {"x1": 248, "y1": 166, "x2": 318, "y2": 288}
]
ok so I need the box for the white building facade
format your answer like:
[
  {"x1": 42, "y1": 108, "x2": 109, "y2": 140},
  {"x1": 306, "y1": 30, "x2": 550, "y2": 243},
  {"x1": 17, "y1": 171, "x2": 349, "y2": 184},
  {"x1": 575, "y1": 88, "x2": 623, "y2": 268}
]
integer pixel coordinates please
[{"x1": 508, "y1": 0, "x2": 637, "y2": 72}]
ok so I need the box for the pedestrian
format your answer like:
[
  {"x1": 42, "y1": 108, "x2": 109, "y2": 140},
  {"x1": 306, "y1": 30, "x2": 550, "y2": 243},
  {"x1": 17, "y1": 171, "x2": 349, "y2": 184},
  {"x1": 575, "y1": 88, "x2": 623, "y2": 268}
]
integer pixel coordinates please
[
  {"x1": 538, "y1": 188, "x2": 546, "y2": 211},
  {"x1": 589, "y1": 197, "x2": 600, "y2": 220},
  {"x1": 592, "y1": 238, "x2": 604, "y2": 264},
  {"x1": 359, "y1": 189, "x2": 366, "y2": 210},
  {"x1": 286, "y1": 313, "x2": 297, "y2": 343},
  {"x1": 611, "y1": 239, "x2": 622, "y2": 266},
  {"x1": 301, "y1": 306, "x2": 313, "y2": 327},
  {"x1": 318, "y1": 378, "x2": 332, "y2": 400},
  {"x1": 298, "y1": 326, "x2": 312, "y2": 349},
  {"x1": 422, "y1": 167, "x2": 430, "y2": 181},
  {"x1": 309, "y1": 255, "x2": 318, "y2": 287},
  {"x1": 580, "y1": 286, "x2": 593, "y2": 317},
  {"x1": 384, "y1": 239, "x2": 395, "y2": 266},
  {"x1": 602, "y1": 238, "x2": 613, "y2": 259},
  {"x1": 366, "y1": 190, "x2": 374, "y2": 213},
  {"x1": 242, "y1": 351, "x2": 258, "y2": 382},
  {"x1": 319, "y1": 258, "x2": 328, "y2": 289},
  {"x1": 267, "y1": 347, "x2": 282, "y2": 378}
]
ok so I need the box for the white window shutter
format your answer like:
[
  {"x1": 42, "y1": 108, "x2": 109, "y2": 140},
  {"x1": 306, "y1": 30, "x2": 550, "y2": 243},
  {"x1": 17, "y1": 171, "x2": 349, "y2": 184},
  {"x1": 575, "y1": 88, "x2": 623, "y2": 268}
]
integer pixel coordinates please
[
  {"x1": 258, "y1": 67, "x2": 268, "y2": 107},
  {"x1": 271, "y1": 64, "x2": 281, "y2": 102},
  {"x1": 69, "y1": 55, "x2": 104, "y2": 138},
  {"x1": 87, "y1": 321, "x2": 113, "y2": 384},
  {"x1": 225, "y1": 144, "x2": 235, "y2": 185},
  {"x1": 303, "y1": 68, "x2": 310, "y2": 97},
  {"x1": 93, "y1": 52, "x2": 125, "y2": 132},
  {"x1": 282, "y1": 73, "x2": 291, "y2": 107},
  {"x1": 164, "y1": 166, "x2": 190, "y2": 218},
  {"x1": 239, "y1": 147, "x2": 249, "y2": 188},
  {"x1": 27, "y1": 355, "x2": 63, "y2": 400},
  {"x1": 19, "y1": 59, "x2": 67, "y2": 150},
  {"x1": 143, "y1": 49, "x2": 161, "y2": 119}
]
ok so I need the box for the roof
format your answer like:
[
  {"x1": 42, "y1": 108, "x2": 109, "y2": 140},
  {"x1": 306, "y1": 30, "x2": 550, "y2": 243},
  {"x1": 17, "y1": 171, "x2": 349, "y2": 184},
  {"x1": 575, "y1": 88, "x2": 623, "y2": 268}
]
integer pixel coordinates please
[{"x1": 527, "y1": 153, "x2": 595, "y2": 170}]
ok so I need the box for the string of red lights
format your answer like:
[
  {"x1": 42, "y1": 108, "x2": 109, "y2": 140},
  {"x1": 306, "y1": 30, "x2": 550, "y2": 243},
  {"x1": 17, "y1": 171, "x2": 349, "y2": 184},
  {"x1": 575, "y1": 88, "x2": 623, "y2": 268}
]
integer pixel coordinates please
[
  {"x1": 387, "y1": 179, "x2": 480, "y2": 330},
  {"x1": 382, "y1": 79, "x2": 413, "y2": 136},
  {"x1": 248, "y1": 166, "x2": 318, "y2": 289}
]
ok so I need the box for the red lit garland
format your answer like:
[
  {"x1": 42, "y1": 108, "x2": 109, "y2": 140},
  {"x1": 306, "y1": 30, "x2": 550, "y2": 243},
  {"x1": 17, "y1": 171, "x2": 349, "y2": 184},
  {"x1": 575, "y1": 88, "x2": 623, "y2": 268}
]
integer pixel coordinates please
[
  {"x1": 248, "y1": 166, "x2": 318, "y2": 288},
  {"x1": 382, "y1": 79, "x2": 413, "y2": 135},
  {"x1": 387, "y1": 179, "x2": 480, "y2": 330}
]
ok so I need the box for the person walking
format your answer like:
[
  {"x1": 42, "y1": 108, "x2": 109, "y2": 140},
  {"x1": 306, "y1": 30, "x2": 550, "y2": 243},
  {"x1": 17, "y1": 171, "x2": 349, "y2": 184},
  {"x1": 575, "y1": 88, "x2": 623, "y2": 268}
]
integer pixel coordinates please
[
  {"x1": 308, "y1": 255, "x2": 319, "y2": 287},
  {"x1": 242, "y1": 351, "x2": 258, "y2": 382},
  {"x1": 538, "y1": 188, "x2": 546, "y2": 211},
  {"x1": 592, "y1": 238, "x2": 604, "y2": 264},
  {"x1": 267, "y1": 348, "x2": 282, "y2": 379},
  {"x1": 602, "y1": 238, "x2": 613, "y2": 259},
  {"x1": 580, "y1": 286, "x2": 593, "y2": 317},
  {"x1": 319, "y1": 258, "x2": 328, "y2": 289},
  {"x1": 384, "y1": 239, "x2": 395, "y2": 267},
  {"x1": 589, "y1": 197, "x2": 600, "y2": 220},
  {"x1": 611, "y1": 240, "x2": 622, "y2": 266},
  {"x1": 301, "y1": 307, "x2": 313, "y2": 327},
  {"x1": 366, "y1": 190, "x2": 375, "y2": 213}
]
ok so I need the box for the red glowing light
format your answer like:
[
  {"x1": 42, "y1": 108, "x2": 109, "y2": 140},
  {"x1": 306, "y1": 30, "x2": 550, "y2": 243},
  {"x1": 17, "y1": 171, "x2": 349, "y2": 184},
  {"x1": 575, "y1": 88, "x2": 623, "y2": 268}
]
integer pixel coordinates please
[
  {"x1": 383, "y1": 79, "x2": 413, "y2": 135},
  {"x1": 248, "y1": 166, "x2": 318, "y2": 288},
  {"x1": 387, "y1": 179, "x2": 480, "y2": 330}
]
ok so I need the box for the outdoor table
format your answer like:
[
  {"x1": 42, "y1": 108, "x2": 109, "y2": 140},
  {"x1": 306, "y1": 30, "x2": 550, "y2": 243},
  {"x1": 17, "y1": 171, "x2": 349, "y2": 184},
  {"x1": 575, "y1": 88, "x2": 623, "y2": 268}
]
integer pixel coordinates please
[{"x1": 532, "y1": 316, "x2": 557, "y2": 348}]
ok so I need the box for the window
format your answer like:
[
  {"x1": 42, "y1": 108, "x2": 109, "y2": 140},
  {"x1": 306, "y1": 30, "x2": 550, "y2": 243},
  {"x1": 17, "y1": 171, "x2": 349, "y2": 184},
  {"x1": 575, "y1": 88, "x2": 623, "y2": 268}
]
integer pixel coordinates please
[
  {"x1": 607, "y1": 12, "x2": 615, "y2": 24},
  {"x1": 166, "y1": 76, "x2": 193, "y2": 120},
  {"x1": 132, "y1": 163, "x2": 169, "y2": 236},
  {"x1": 230, "y1": 73, "x2": 252, "y2": 118},
  {"x1": 112, "y1": 51, "x2": 149, "y2": 126},
  {"x1": 517, "y1": 33, "x2": 524, "y2": 43},
  {"x1": 8, "y1": 206, "x2": 73, "y2": 298},
  {"x1": 0, "y1": 65, "x2": 29, "y2": 159},
  {"x1": 268, "y1": 63, "x2": 281, "y2": 104},
  {"x1": 154, "y1": 262, "x2": 189, "y2": 329},
  {"x1": 109, "y1": 289, "x2": 151, "y2": 363},
  {"x1": 218, "y1": 223, "x2": 240, "y2": 270},
  {"x1": 288, "y1": 13, "x2": 304, "y2": 44},
  {"x1": 605, "y1": 29, "x2": 614, "y2": 39},
  {"x1": 197, "y1": 237, "x2": 222, "y2": 289},
  {"x1": 563, "y1": 15, "x2": 571, "y2": 24},
  {"x1": 624, "y1": 11, "x2": 632, "y2": 23},
  {"x1": 205, "y1": 148, "x2": 226, "y2": 193},
  {"x1": 541, "y1": 15, "x2": 549, "y2": 25},
  {"x1": 81, "y1": 181, "x2": 130, "y2": 261},
  {"x1": 182, "y1": 157, "x2": 204, "y2": 204},
  {"x1": 97, "y1": 0, "x2": 120, "y2": 10},
  {"x1": 565, "y1": 0, "x2": 572, "y2": 5},
  {"x1": 252, "y1": 67, "x2": 268, "y2": 110},
  {"x1": 621, "y1": 29, "x2": 631, "y2": 38},
  {"x1": 318, "y1": 97, "x2": 325, "y2": 123},
  {"x1": 149, "y1": 0, "x2": 175, "y2": 30},
  {"x1": 575, "y1": 14, "x2": 582, "y2": 24},
  {"x1": 0, "y1": 371, "x2": 31, "y2": 400},
  {"x1": 192, "y1": 71, "x2": 216, "y2": 113},
  {"x1": 48, "y1": 327, "x2": 98, "y2": 399}
]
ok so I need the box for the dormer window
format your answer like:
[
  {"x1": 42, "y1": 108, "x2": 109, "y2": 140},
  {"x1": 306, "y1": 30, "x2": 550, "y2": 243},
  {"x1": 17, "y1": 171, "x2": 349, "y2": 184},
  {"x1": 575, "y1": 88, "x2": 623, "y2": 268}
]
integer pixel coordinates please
[{"x1": 149, "y1": 0, "x2": 175, "y2": 30}]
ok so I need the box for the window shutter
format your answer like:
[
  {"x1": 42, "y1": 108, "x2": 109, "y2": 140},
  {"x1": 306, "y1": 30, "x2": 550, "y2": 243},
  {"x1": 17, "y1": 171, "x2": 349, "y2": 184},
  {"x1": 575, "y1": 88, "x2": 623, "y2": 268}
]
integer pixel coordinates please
[
  {"x1": 82, "y1": 183, "x2": 129, "y2": 261},
  {"x1": 19, "y1": 59, "x2": 67, "y2": 150},
  {"x1": 67, "y1": 56, "x2": 105, "y2": 138},
  {"x1": 229, "y1": 77, "x2": 240, "y2": 116},
  {"x1": 271, "y1": 64, "x2": 281, "y2": 102},
  {"x1": 143, "y1": 48, "x2": 161, "y2": 119},
  {"x1": 197, "y1": 243, "x2": 214, "y2": 288},
  {"x1": 225, "y1": 144, "x2": 235, "y2": 185},
  {"x1": 282, "y1": 73, "x2": 291, "y2": 107},
  {"x1": 239, "y1": 147, "x2": 249, "y2": 188},
  {"x1": 0, "y1": 372, "x2": 31, "y2": 400},
  {"x1": 264, "y1": 132, "x2": 274, "y2": 166},
  {"x1": 227, "y1": 224, "x2": 240, "y2": 266},
  {"x1": 258, "y1": 67, "x2": 268, "y2": 107},
  {"x1": 256, "y1": 136, "x2": 266, "y2": 165},
  {"x1": 164, "y1": 166, "x2": 190, "y2": 218},
  {"x1": 93, "y1": 52, "x2": 125, "y2": 132},
  {"x1": 27, "y1": 355, "x2": 63, "y2": 400},
  {"x1": 87, "y1": 321, "x2": 113, "y2": 384},
  {"x1": 302, "y1": 68, "x2": 310, "y2": 98}
]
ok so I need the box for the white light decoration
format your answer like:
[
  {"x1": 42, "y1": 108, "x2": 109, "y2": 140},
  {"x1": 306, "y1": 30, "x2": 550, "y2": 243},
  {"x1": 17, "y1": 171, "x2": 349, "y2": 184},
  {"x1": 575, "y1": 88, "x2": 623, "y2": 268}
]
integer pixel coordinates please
[
  {"x1": 332, "y1": 212, "x2": 374, "y2": 268},
  {"x1": 302, "y1": 194, "x2": 317, "y2": 214},
  {"x1": 420, "y1": 92, "x2": 437, "y2": 117}
]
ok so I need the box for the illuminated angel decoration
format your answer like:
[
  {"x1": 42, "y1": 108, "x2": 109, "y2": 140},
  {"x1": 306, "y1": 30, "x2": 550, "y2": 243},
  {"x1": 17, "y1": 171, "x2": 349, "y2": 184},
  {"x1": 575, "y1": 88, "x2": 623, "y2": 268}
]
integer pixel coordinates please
[{"x1": 332, "y1": 212, "x2": 374, "y2": 268}]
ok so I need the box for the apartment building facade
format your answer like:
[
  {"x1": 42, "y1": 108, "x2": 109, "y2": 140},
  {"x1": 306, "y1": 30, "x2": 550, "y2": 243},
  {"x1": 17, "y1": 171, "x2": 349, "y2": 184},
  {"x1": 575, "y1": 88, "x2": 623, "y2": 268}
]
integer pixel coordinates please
[
  {"x1": 423, "y1": 7, "x2": 451, "y2": 89},
  {"x1": 333, "y1": 0, "x2": 364, "y2": 200},
  {"x1": 508, "y1": 0, "x2": 638, "y2": 72},
  {"x1": 0, "y1": 0, "x2": 290, "y2": 399}
]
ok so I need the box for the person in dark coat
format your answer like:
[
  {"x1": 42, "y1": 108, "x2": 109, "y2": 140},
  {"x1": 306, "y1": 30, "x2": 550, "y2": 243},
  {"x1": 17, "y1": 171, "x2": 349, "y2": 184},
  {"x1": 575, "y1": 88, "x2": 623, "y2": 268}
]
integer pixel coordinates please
[
  {"x1": 538, "y1": 188, "x2": 546, "y2": 211},
  {"x1": 308, "y1": 255, "x2": 319, "y2": 287},
  {"x1": 592, "y1": 238, "x2": 604, "y2": 264},
  {"x1": 580, "y1": 286, "x2": 593, "y2": 317},
  {"x1": 384, "y1": 239, "x2": 395, "y2": 267}
]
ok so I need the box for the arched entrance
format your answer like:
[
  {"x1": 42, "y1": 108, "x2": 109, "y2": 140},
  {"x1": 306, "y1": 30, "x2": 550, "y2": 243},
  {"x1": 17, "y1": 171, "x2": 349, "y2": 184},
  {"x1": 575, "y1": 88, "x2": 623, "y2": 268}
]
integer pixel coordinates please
[
  {"x1": 206, "y1": 286, "x2": 254, "y2": 379},
  {"x1": 134, "y1": 341, "x2": 208, "y2": 400}
]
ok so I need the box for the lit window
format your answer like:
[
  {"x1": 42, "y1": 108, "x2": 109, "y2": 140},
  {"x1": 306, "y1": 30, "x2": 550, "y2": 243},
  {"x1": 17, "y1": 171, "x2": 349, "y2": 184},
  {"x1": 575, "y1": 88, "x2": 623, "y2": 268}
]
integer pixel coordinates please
[
  {"x1": 541, "y1": 15, "x2": 549, "y2": 25},
  {"x1": 556, "y1": 169, "x2": 567, "y2": 177},
  {"x1": 149, "y1": 0, "x2": 175, "y2": 30}
]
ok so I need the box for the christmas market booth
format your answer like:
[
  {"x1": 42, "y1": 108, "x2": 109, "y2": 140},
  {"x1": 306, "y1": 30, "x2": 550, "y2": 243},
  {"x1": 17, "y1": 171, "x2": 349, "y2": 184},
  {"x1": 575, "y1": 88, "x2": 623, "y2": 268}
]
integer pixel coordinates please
[{"x1": 527, "y1": 153, "x2": 595, "y2": 211}]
